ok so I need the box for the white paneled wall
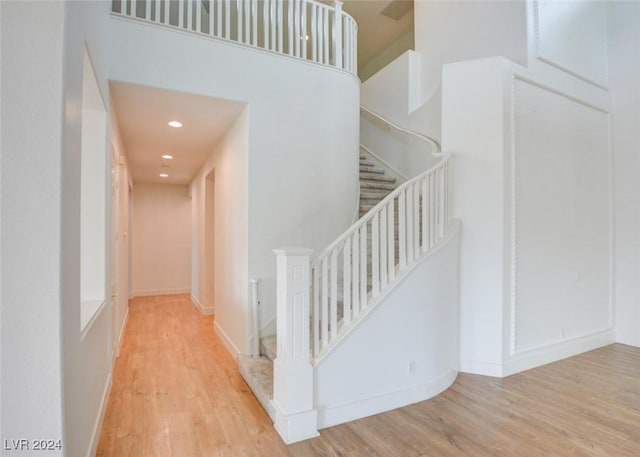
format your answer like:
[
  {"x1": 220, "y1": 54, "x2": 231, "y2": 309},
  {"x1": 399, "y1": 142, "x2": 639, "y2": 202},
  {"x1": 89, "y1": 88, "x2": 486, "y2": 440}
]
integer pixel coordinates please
[{"x1": 512, "y1": 78, "x2": 611, "y2": 353}]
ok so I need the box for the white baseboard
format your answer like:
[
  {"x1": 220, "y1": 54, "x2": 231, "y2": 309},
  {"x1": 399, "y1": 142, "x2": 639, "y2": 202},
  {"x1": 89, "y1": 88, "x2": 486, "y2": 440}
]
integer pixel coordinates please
[
  {"x1": 133, "y1": 287, "x2": 190, "y2": 297},
  {"x1": 503, "y1": 328, "x2": 615, "y2": 376},
  {"x1": 86, "y1": 373, "x2": 113, "y2": 457},
  {"x1": 116, "y1": 307, "x2": 129, "y2": 357},
  {"x1": 317, "y1": 369, "x2": 457, "y2": 429},
  {"x1": 616, "y1": 330, "x2": 640, "y2": 348},
  {"x1": 214, "y1": 321, "x2": 240, "y2": 361},
  {"x1": 191, "y1": 294, "x2": 214, "y2": 316},
  {"x1": 459, "y1": 359, "x2": 504, "y2": 377}
]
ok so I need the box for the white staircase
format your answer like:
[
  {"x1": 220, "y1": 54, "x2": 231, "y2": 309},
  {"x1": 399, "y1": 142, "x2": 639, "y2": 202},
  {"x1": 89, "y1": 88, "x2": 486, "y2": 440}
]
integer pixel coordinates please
[
  {"x1": 237, "y1": 152, "x2": 401, "y2": 420},
  {"x1": 239, "y1": 106, "x2": 454, "y2": 444}
]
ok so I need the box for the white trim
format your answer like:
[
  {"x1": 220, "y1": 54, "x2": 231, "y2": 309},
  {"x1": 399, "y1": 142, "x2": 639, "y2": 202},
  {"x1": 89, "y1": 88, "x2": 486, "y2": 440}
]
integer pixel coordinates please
[
  {"x1": 86, "y1": 373, "x2": 113, "y2": 457},
  {"x1": 133, "y1": 287, "x2": 190, "y2": 297},
  {"x1": 214, "y1": 320, "x2": 241, "y2": 360},
  {"x1": 191, "y1": 294, "x2": 214, "y2": 315},
  {"x1": 116, "y1": 306, "x2": 129, "y2": 357},
  {"x1": 503, "y1": 328, "x2": 615, "y2": 376},
  {"x1": 459, "y1": 359, "x2": 504, "y2": 377},
  {"x1": 81, "y1": 299, "x2": 108, "y2": 341},
  {"x1": 317, "y1": 369, "x2": 457, "y2": 429}
]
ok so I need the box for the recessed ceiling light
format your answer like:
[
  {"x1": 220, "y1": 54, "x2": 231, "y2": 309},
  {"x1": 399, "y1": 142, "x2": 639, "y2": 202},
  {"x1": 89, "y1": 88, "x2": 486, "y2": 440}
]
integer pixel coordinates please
[
  {"x1": 162, "y1": 154, "x2": 173, "y2": 159},
  {"x1": 159, "y1": 173, "x2": 169, "y2": 178},
  {"x1": 168, "y1": 121, "x2": 182, "y2": 128}
]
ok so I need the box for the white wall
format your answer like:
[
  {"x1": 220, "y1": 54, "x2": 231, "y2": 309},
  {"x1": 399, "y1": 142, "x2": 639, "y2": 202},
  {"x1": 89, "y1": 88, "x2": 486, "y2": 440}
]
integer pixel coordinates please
[
  {"x1": 609, "y1": 1, "x2": 640, "y2": 347},
  {"x1": 1, "y1": 2, "x2": 67, "y2": 450},
  {"x1": 132, "y1": 182, "x2": 191, "y2": 296},
  {"x1": 60, "y1": 2, "x2": 115, "y2": 456},
  {"x1": 0, "y1": 0, "x2": 3, "y2": 442},
  {"x1": 316, "y1": 224, "x2": 460, "y2": 429},
  {"x1": 191, "y1": 109, "x2": 248, "y2": 355},
  {"x1": 414, "y1": 0, "x2": 527, "y2": 105},
  {"x1": 109, "y1": 17, "x2": 360, "y2": 355}
]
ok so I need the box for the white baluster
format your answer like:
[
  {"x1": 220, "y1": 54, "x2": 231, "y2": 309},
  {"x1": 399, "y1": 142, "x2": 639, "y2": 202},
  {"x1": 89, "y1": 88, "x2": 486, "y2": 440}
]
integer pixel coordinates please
[
  {"x1": 413, "y1": 182, "x2": 420, "y2": 258},
  {"x1": 429, "y1": 171, "x2": 435, "y2": 248},
  {"x1": 352, "y1": 230, "x2": 360, "y2": 316},
  {"x1": 145, "y1": 0, "x2": 151, "y2": 19},
  {"x1": 439, "y1": 166, "x2": 445, "y2": 238},
  {"x1": 330, "y1": 249, "x2": 338, "y2": 340},
  {"x1": 399, "y1": 189, "x2": 407, "y2": 270},
  {"x1": 311, "y1": 4, "x2": 317, "y2": 62},
  {"x1": 287, "y1": 0, "x2": 293, "y2": 55},
  {"x1": 277, "y1": 0, "x2": 283, "y2": 52},
  {"x1": 263, "y1": 0, "x2": 269, "y2": 48},
  {"x1": 131, "y1": 0, "x2": 137, "y2": 17},
  {"x1": 387, "y1": 199, "x2": 395, "y2": 281},
  {"x1": 187, "y1": 0, "x2": 193, "y2": 29},
  {"x1": 317, "y1": 9, "x2": 323, "y2": 62},
  {"x1": 164, "y1": 0, "x2": 170, "y2": 24},
  {"x1": 225, "y1": 0, "x2": 231, "y2": 38},
  {"x1": 321, "y1": 256, "x2": 329, "y2": 350},
  {"x1": 313, "y1": 264, "x2": 320, "y2": 356},
  {"x1": 372, "y1": 212, "x2": 380, "y2": 297},
  {"x1": 236, "y1": 0, "x2": 242, "y2": 41},
  {"x1": 343, "y1": 237, "x2": 351, "y2": 326},
  {"x1": 301, "y1": 0, "x2": 307, "y2": 59},
  {"x1": 406, "y1": 185, "x2": 414, "y2": 264},
  {"x1": 196, "y1": 0, "x2": 202, "y2": 32},
  {"x1": 154, "y1": 0, "x2": 160, "y2": 21},
  {"x1": 421, "y1": 176, "x2": 428, "y2": 252},
  {"x1": 380, "y1": 204, "x2": 388, "y2": 288},
  {"x1": 251, "y1": 0, "x2": 257, "y2": 46},
  {"x1": 294, "y1": 0, "x2": 301, "y2": 57},
  {"x1": 216, "y1": 0, "x2": 221, "y2": 36},
  {"x1": 359, "y1": 223, "x2": 367, "y2": 310},
  {"x1": 209, "y1": 0, "x2": 215, "y2": 34},
  {"x1": 244, "y1": 0, "x2": 250, "y2": 43},
  {"x1": 333, "y1": 0, "x2": 343, "y2": 68},
  {"x1": 178, "y1": 0, "x2": 184, "y2": 27},
  {"x1": 323, "y1": 8, "x2": 329, "y2": 64}
]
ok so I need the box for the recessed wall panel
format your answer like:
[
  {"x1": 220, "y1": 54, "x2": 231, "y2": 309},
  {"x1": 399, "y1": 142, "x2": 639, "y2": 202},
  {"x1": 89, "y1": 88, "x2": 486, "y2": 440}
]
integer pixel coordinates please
[{"x1": 513, "y1": 78, "x2": 611, "y2": 353}]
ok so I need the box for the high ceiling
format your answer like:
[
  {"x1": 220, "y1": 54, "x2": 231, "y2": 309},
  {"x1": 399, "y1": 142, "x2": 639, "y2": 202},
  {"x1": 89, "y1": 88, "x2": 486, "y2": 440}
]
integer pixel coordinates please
[
  {"x1": 342, "y1": 0, "x2": 414, "y2": 68},
  {"x1": 110, "y1": 82, "x2": 245, "y2": 185}
]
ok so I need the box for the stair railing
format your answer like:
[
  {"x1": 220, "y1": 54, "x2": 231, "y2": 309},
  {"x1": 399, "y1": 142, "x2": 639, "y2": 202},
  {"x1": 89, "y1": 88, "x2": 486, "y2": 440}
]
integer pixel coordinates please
[
  {"x1": 310, "y1": 109, "x2": 450, "y2": 358},
  {"x1": 112, "y1": 0, "x2": 357, "y2": 74}
]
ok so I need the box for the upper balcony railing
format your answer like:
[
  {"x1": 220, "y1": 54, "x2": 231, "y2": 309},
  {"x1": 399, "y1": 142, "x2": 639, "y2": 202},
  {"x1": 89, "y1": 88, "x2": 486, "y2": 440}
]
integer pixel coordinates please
[{"x1": 112, "y1": 0, "x2": 358, "y2": 74}]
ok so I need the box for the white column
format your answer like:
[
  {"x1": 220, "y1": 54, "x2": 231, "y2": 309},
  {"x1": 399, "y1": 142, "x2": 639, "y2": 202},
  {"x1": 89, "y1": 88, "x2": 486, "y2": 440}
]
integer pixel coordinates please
[{"x1": 271, "y1": 247, "x2": 319, "y2": 444}]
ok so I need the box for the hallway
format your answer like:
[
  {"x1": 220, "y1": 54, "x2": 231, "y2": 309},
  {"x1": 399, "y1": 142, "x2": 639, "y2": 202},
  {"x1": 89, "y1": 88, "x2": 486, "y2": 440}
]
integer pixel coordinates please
[
  {"x1": 97, "y1": 295, "x2": 640, "y2": 456},
  {"x1": 96, "y1": 294, "x2": 288, "y2": 456}
]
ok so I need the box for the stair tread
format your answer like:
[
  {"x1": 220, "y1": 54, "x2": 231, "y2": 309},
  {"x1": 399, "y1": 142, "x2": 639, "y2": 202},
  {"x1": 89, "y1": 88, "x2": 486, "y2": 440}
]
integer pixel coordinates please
[
  {"x1": 238, "y1": 354, "x2": 275, "y2": 420},
  {"x1": 360, "y1": 172, "x2": 396, "y2": 182},
  {"x1": 359, "y1": 166, "x2": 385, "y2": 174}
]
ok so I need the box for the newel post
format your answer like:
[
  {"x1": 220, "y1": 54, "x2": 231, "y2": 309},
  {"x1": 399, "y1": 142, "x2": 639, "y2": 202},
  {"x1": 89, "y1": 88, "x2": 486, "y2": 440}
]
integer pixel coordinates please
[
  {"x1": 333, "y1": 0, "x2": 343, "y2": 69},
  {"x1": 271, "y1": 247, "x2": 319, "y2": 443}
]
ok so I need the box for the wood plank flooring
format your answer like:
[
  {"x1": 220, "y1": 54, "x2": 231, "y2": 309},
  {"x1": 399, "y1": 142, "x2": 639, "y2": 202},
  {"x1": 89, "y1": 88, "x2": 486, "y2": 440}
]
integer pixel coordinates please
[{"x1": 97, "y1": 294, "x2": 640, "y2": 456}]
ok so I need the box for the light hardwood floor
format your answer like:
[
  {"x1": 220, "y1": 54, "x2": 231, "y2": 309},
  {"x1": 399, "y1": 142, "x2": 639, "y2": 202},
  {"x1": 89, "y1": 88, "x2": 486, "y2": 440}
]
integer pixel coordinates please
[{"x1": 97, "y1": 294, "x2": 640, "y2": 456}]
